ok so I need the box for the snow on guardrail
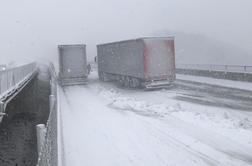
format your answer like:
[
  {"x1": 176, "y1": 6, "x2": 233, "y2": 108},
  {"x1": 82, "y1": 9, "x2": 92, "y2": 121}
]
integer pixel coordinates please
[
  {"x1": 37, "y1": 63, "x2": 64, "y2": 166},
  {"x1": 177, "y1": 64, "x2": 252, "y2": 74},
  {"x1": 0, "y1": 63, "x2": 37, "y2": 99},
  {"x1": 0, "y1": 63, "x2": 37, "y2": 114}
]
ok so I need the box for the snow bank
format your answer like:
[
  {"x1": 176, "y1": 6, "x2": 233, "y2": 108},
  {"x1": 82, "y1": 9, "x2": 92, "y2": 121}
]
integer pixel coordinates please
[
  {"x1": 96, "y1": 85, "x2": 252, "y2": 147},
  {"x1": 60, "y1": 70, "x2": 252, "y2": 166}
]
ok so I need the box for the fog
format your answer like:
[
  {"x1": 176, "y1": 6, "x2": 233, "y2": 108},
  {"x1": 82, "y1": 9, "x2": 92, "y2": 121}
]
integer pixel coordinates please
[{"x1": 0, "y1": 0, "x2": 251, "y2": 65}]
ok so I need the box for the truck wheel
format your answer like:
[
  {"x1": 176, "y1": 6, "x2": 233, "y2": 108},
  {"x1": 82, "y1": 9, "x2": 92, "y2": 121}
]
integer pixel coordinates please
[
  {"x1": 129, "y1": 77, "x2": 135, "y2": 88},
  {"x1": 103, "y1": 72, "x2": 108, "y2": 81},
  {"x1": 99, "y1": 72, "x2": 109, "y2": 81},
  {"x1": 118, "y1": 76, "x2": 125, "y2": 86},
  {"x1": 102, "y1": 72, "x2": 110, "y2": 82},
  {"x1": 98, "y1": 72, "x2": 104, "y2": 81},
  {"x1": 130, "y1": 77, "x2": 140, "y2": 88},
  {"x1": 124, "y1": 76, "x2": 130, "y2": 87}
]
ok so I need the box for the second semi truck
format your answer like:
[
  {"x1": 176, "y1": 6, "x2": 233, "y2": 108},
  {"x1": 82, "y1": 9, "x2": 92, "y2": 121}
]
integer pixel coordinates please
[{"x1": 97, "y1": 37, "x2": 176, "y2": 89}]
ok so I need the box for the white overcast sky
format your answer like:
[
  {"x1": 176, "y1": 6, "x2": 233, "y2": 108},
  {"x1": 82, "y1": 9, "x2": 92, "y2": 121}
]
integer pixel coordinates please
[{"x1": 0, "y1": 0, "x2": 251, "y2": 64}]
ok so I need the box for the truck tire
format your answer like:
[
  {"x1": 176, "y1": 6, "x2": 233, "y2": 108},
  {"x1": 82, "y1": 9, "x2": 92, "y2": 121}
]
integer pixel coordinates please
[
  {"x1": 130, "y1": 77, "x2": 141, "y2": 88},
  {"x1": 124, "y1": 76, "x2": 130, "y2": 87},
  {"x1": 98, "y1": 72, "x2": 104, "y2": 81},
  {"x1": 118, "y1": 75, "x2": 125, "y2": 86},
  {"x1": 101, "y1": 72, "x2": 110, "y2": 82}
]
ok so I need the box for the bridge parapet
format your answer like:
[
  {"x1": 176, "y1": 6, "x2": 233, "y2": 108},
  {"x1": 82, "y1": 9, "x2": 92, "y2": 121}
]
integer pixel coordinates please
[
  {"x1": 177, "y1": 64, "x2": 252, "y2": 73},
  {"x1": 176, "y1": 64, "x2": 252, "y2": 82},
  {"x1": 0, "y1": 63, "x2": 37, "y2": 113}
]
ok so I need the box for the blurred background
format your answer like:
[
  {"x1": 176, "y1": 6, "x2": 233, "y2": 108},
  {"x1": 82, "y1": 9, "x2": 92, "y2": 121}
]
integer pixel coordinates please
[{"x1": 0, "y1": 0, "x2": 251, "y2": 66}]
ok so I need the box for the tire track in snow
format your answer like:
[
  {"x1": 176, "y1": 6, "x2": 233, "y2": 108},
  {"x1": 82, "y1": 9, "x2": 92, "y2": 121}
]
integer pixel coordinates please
[
  {"x1": 95, "y1": 84, "x2": 252, "y2": 166},
  {"x1": 59, "y1": 75, "x2": 252, "y2": 166}
]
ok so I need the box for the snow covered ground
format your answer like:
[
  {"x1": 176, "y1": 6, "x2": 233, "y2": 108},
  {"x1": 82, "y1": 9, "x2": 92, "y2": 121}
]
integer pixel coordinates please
[{"x1": 60, "y1": 71, "x2": 252, "y2": 166}]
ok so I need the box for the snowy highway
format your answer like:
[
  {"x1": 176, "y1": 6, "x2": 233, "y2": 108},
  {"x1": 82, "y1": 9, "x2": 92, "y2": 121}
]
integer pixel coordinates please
[{"x1": 60, "y1": 72, "x2": 252, "y2": 166}]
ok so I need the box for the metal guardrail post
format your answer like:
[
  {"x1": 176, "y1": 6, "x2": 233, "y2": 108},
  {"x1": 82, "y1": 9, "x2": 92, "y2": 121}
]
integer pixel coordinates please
[
  {"x1": 0, "y1": 101, "x2": 6, "y2": 123},
  {"x1": 49, "y1": 95, "x2": 56, "y2": 111},
  {"x1": 0, "y1": 102, "x2": 4, "y2": 113},
  {"x1": 50, "y1": 80, "x2": 56, "y2": 96},
  {"x1": 36, "y1": 124, "x2": 46, "y2": 156},
  {"x1": 0, "y1": 101, "x2": 6, "y2": 124}
]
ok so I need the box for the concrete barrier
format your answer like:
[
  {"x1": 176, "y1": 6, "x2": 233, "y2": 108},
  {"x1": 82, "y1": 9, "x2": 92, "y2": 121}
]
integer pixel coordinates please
[
  {"x1": 176, "y1": 64, "x2": 252, "y2": 82},
  {"x1": 0, "y1": 63, "x2": 37, "y2": 100},
  {"x1": 36, "y1": 124, "x2": 46, "y2": 156}
]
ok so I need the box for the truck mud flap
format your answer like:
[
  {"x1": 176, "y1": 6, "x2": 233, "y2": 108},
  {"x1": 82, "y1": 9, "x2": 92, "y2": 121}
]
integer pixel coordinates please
[
  {"x1": 59, "y1": 77, "x2": 88, "y2": 86},
  {"x1": 144, "y1": 80, "x2": 174, "y2": 90}
]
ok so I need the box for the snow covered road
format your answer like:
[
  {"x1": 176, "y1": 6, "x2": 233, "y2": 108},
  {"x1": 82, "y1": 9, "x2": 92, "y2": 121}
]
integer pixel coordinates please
[{"x1": 60, "y1": 72, "x2": 252, "y2": 166}]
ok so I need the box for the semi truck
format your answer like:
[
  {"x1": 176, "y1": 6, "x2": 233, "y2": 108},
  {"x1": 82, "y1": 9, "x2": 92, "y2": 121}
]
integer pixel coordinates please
[
  {"x1": 97, "y1": 37, "x2": 176, "y2": 89},
  {"x1": 58, "y1": 44, "x2": 89, "y2": 86}
]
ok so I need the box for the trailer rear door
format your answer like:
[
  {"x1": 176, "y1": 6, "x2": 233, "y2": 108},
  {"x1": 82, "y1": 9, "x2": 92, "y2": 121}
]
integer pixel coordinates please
[
  {"x1": 143, "y1": 38, "x2": 175, "y2": 80},
  {"x1": 59, "y1": 45, "x2": 87, "y2": 78}
]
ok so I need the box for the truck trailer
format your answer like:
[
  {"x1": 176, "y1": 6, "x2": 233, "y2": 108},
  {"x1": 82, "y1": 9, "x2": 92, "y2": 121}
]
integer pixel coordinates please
[
  {"x1": 97, "y1": 37, "x2": 176, "y2": 89},
  {"x1": 58, "y1": 44, "x2": 89, "y2": 86}
]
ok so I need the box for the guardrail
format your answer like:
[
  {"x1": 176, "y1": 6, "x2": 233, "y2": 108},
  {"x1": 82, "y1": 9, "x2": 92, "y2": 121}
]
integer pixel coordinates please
[
  {"x1": 177, "y1": 64, "x2": 252, "y2": 74},
  {"x1": 0, "y1": 63, "x2": 37, "y2": 113},
  {"x1": 37, "y1": 63, "x2": 63, "y2": 166},
  {"x1": 0, "y1": 63, "x2": 37, "y2": 98},
  {"x1": 176, "y1": 64, "x2": 252, "y2": 82}
]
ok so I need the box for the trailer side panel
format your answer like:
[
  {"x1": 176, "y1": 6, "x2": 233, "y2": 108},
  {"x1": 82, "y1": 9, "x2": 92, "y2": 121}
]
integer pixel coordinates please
[{"x1": 97, "y1": 40, "x2": 145, "y2": 79}]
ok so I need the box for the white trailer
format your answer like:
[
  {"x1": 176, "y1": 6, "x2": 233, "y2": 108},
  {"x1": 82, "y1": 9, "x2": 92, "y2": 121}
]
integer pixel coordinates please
[
  {"x1": 97, "y1": 37, "x2": 176, "y2": 89},
  {"x1": 58, "y1": 45, "x2": 89, "y2": 86}
]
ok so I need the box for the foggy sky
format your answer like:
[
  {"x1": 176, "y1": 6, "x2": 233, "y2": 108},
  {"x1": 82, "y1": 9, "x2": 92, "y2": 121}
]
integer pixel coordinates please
[{"x1": 0, "y1": 0, "x2": 251, "y2": 65}]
